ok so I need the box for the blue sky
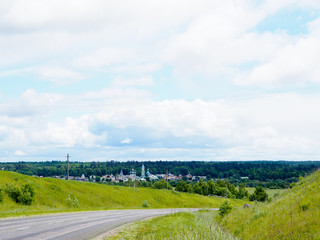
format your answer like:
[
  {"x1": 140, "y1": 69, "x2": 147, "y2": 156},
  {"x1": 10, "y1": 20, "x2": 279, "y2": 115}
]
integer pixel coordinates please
[{"x1": 1, "y1": 0, "x2": 320, "y2": 162}]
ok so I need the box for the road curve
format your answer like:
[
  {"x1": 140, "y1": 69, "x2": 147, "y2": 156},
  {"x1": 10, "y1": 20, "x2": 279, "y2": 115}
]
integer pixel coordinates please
[{"x1": 0, "y1": 209, "x2": 202, "y2": 240}]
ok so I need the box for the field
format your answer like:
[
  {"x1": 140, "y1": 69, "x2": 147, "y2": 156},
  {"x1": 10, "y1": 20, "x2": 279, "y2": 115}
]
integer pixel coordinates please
[
  {"x1": 106, "y1": 171, "x2": 320, "y2": 240},
  {"x1": 246, "y1": 187, "x2": 288, "y2": 197},
  {"x1": 107, "y1": 210, "x2": 237, "y2": 240},
  {"x1": 0, "y1": 171, "x2": 244, "y2": 218},
  {"x1": 220, "y1": 171, "x2": 320, "y2": 239}
]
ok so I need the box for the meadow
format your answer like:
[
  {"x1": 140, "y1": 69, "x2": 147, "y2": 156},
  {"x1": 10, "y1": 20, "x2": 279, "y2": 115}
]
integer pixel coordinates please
[
  {"x1": 107, "y1": 210, "x2": 237, "y2": 240},
  {"x1": 220, "y1": 170, "x2": 320, "y2": 239},
  {"x1": 106, "y1": 171, "x2": 320, "y2": 240},
  {"x1": 246, "y1": 187, "x2": 288, "y2": 198},
  {"x1": 0, "y1": 171, "x2": 244, "y2": 218}
]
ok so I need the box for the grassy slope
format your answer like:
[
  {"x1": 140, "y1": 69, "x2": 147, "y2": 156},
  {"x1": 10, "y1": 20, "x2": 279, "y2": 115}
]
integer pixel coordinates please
[
  {"x1": 220, "y1": 170, "x2": 320, "y2": 240},
  {"x1": 107, "y1": 210, "x2": 237, "y2": 240},
  {"x1": 0, "y1": 171, "x2": 244, "y2": 218},
  {"x1": 246, "y1": 188, "x2": 288, "y2": 197}
]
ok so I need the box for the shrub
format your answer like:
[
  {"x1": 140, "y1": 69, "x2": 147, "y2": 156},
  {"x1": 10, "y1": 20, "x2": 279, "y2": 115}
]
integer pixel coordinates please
[
  {"x1": 249, "y1": 186, "x2": 268, "y2": 202},
  {"x1": 0, "y1": 188, "x2": 3, "y2": 203},
  {"x1": 175, "y1": 181, "x2": 188, "y2": 192},
  {"x1": 142, "y1": 200, "x2": 149, "y2": 208},
  {"x1": 289, "y1": 182, "x2": 297, "y2": 188},
  {"x1": 66, "y1": 195, "x2": 80, "y2": 208},
  {"x1": 4, "y1": 183, "x2": 35, "y2": 205},
  {"x1": 300, "y1": 202, "x2": 310, "y2": 211},
  {"x1": 18, "y1": 184, "x2": 35, "y2": 205},
  {"x1": 219, "y1": 200, "x2": 232, "y2": 217},
  {"x1": 4, "y1": 184, "x2": 21, "y2": 203},
  {"x1": 153, "y1": 179, "x2": 172, "y2": 190}
]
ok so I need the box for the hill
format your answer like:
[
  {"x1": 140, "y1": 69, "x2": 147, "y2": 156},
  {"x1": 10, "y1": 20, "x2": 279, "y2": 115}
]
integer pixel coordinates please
[
  {"x1": 0, "y1": 171, "x2": 243, "y2": 218},
  {"x1": 219, "y1": 170, "x2": 320, "y2": 239}
]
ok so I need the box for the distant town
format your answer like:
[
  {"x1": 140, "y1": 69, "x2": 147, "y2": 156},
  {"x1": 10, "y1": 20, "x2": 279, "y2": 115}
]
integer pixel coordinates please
[
  {"x1": 48, "y1": 164, "x2": 209, "y2": 183},
  {"x1": 2, "y1": 160, "x2": 319, "y2": 189}
]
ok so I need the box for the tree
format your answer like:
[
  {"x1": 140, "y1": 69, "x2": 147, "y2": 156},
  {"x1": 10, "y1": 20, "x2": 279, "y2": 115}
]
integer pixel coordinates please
[
  {"x1": 0, "y1": 188, "x2": 3, "y2": 203},
  {"x1": 175, "y1": 181, "x2": 188, "y2": 192},
  {"x1": 237, "y1": 182, "x2": 249, "y2": 199},
  {"x1": 95, "y1": 176, "x2": 101, "y2": 183},
  {"x1": 153, "y1": 179, "x2": 172, "y2": 190},
  {"x1": 228, "y1": 183, "x2": 238, "y2": 196},
  {"x1": 249, "y1": 186, "x2": 268, "y2": 202},
  {"x1": 219, "y1": 201, "x2": 232, "y2": 217},
  {"x1": 207, "y1": 180, "x2": 217, "y2": 195}
]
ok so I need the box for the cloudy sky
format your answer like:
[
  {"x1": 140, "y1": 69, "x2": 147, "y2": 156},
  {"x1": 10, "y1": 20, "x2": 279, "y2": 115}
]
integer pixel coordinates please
[{"x1": 1, "y1": 0, "x2": 320, "y2": 162}]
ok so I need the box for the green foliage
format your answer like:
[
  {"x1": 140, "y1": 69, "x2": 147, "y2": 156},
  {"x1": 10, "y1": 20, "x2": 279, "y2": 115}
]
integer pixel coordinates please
[
  {"x1": 4, "y1": 184, "x2": 21, "y2": 203},
  {"x1": 107, "y1": 210, "x2": 237, "y2": 240},
  {"x1": 175, "y1": 179, "x2": 249, "y2": 201},
  {"x1": 4, "y1": 183, "x2": 35, "y2": 205},
  {"x1": 237, "y1": 183, "x2": 249, "y2": 199},
  {"x1": 153, "y1": 179, "x2": 172, "y2": 190},
  {"x1": 142, "y1": 200, "x2": 149, "y2": 208},
  {"x1": 66, "y1": 195, "x2": 80, "y2": 208},
  {"x1": 219, "y1": 169, "x2": 320, "y2": 239},
  {"x1": 289, "y1": 182, "x2": 297, "y2": 188},
  {"x1": 249, "y1": 186, "x2": 268, "y2": 202},
  {"x1": 219, "y1": 201, "x2": 233, "y2": 217},
  {"x1": 0, "y1": 171, "x2": 245, "y2": 218},
  {"x1": 18, "y1": 184, "x2": 35, "y2": 205},
  {"x1": 2, "y1": 160, "x2": 319, "y2": 189},
  {"x1": 0, "y1": 188, "x2": 3, "y2": 203},
  {"x1": 125, "y1": 179, "x2": 141, "y2": 188},
  {"x1": 299, "y1": 202, "x2": 310, "y2": 211},
  {"x1": 95, "y1": 176, "x2": 101, "y2": 183},
  {"x1": 175, "y1": 181, "x2": 188, "y2": 192}
]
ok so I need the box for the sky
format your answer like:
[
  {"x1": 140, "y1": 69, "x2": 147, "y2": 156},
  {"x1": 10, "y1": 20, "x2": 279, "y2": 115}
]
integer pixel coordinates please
[{"x1": 1, "y1": 0, "x2": 320, "y2": 162}]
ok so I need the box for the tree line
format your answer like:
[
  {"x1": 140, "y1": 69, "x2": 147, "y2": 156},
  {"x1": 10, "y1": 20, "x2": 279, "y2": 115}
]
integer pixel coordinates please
[{"x1": 1, "y1": 160, "x2": 319, "y2": 189}]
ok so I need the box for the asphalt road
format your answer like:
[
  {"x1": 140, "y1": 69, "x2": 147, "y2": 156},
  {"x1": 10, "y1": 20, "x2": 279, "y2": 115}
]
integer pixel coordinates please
[{"x1": 0, "y1": 209, "x2": 201, "y2": 240}]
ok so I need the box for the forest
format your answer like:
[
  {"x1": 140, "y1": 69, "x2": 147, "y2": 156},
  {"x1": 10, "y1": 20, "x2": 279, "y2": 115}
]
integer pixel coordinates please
[{"x1": 1, "y1": 160, "x2": 319, "y2": 189}]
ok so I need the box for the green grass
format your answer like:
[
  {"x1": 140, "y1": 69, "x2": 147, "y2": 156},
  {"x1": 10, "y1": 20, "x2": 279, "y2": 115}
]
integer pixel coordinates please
[
  {"x1": 0, "y1": 171, "x2": 244, "y2": 218},
  {"x1": 220, "y1": 171, "x2": 320, "y2": 239},
  {"x1": 107, "y1": 210, "x2": 237, "y2": 240},
  {"x1": 246, "y1": 187, "x2": 288, "y2": 197}
]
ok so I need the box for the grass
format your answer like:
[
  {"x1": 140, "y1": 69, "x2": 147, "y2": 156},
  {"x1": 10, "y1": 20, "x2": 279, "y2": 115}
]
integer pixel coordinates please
[
  {"x1": 107, "y1": 210, "x2": 237, "y2": 240},
  {"x1": 219, "y1": 170, "x2": 320, "y2": 239},
  {"x1": 0, "y1": 171, "x2": 244, "y2": 218},
  {"x1": 246, "y1": 187, "x2": 288, "y2": 198}
]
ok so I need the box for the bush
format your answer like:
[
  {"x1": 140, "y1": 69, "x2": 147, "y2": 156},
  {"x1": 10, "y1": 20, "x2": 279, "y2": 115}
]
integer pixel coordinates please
[
  {"x1": 19, "y1": 184, "x2": 35, "y2": 205},
  {"x1": 153, "y1": 179, "x2": 172, "y2": 190},
  {"x1": 142, "y1": 200, "x2": 149, "y2": 208},
  {"x1": 4, "y1": 183, "x2": 35, "y2": 205},
  {"x1": 300, "y1": 202, "x2": 310, "y2": 211},
  {"x1": 66, "y1": 195, "x2": 80, "y2": 208},
  {"x1": 289, "y1": 182, "x2": 297, "y2": 188},
  {"x1": 0, "y1": 188, "x2": 3, "y2": 203},
  {"x1": 249, "y1": 186, "x2": 268, "y2": 202},
  {"x1": 219, "y1": 200, "x2": 232, "y2": 217},
  {"x1": 4, "y1": 184, "x2": 21, "y2": 203}
]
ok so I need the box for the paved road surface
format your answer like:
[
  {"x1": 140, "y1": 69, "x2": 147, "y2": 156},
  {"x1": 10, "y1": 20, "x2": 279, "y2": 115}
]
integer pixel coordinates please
[{"x1": 0, "y1": 209, "x2": 201, "y2": 240}]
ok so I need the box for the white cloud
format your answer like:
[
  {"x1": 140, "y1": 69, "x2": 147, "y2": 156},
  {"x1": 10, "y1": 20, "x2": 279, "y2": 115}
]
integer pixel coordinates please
[
  {"x1": 73, "y1": 47, "x2": 133, "y2": 70},
  {"x1": 1, "y1": 0, "x2": 319, "y2": 89},
  {"x1": 1, "y1": 90, "x2": 320, "y2": 160},
  {"x1": 1, "y1": 0, "x2": 320, "y2": 161},
  {"x1": 121, "y1": 138, "x2": 133, "y2": 144},
  {"x1": 111, "y1": 76, "x2": 154, "y2": 87},
  {"x1": 235, "y1": 27, "x2": 320, "y2": 86},
  {"x1": 14, "y1": 150, "x2": 26, "y2": 156},
  {"x1": 36, "y1": 66, "x2": 84, "y2": 84}
]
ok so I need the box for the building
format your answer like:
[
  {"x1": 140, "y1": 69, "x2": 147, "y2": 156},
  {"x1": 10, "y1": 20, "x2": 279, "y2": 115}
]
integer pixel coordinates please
[
  {"x1": 141, "y1": 164, "x2": 145, "y2": 178},
  {"x1": 129, "y1": 169, "x2": 136, "y2": 180}
]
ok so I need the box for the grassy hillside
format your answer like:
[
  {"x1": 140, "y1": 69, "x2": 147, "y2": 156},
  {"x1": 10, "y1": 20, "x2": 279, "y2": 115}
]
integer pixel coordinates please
[
  {"x1": 107, "y1": 210, "x2": 237, "y2": 240},
  {"x1": 220, "y1": 170, "x2": 320, "y2": 239},
  {"x1": 0, "y1": 171, "x2": 243, "y2": 218}
]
